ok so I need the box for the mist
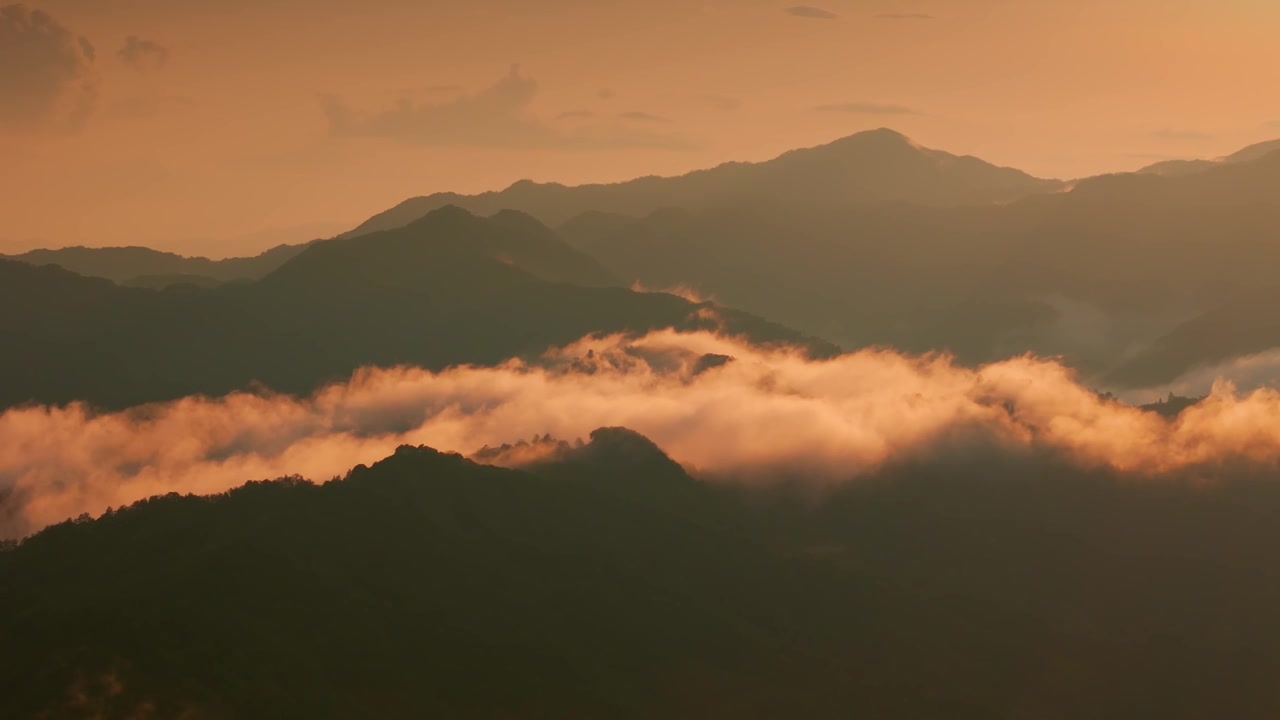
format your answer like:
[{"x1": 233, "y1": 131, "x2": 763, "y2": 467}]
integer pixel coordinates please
[{"x1": 4, "y1": 329, "x2": 1280, "y2": 538}]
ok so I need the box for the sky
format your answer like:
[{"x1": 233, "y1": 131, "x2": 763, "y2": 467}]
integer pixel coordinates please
[{"x1": 2, "y1": 0, "x2": 1279, "y2": 256}]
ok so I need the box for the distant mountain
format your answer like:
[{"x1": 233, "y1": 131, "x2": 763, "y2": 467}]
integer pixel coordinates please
[
  {"x1": 0, "y1": 207, "x2": 827, "y2": 410},
  {"x1": 1138, "y1": 137, "x2": 1280, "y2": 177},
  {"x1": 340, "y1": 128, "x2": 1065, "y2": 237},
  {"x1": 120, "y1": 273, "x2": 227, "y2": 290},
  {"x1": 562, "y1": 149, "x2": 1280, "y2": 382},
  {"x1": 9, "y1": 429, "x2": 1280, "y2": 717},
  {"x1": 2, "y1": 242, "x2": 310, "y2": 285},
  {"x1": 1107, "y1": 286, "x2": 1280, "y2": 387}
]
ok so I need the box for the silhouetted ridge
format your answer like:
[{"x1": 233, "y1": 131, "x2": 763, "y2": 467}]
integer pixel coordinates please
[
  {"x1": 268, "y1": 204, "x2": 615, "y2": 289},
  {"x1": 1138, "y1": 137, "x2": 1280, "y2": 176},
  {"x1": 2, "y1": 242, "x2": 311, "y2": 284},
  {"x1": 10, "y1": 433, "x2": 1280, "y2": 717},
  {"x1": 0, "y1": 217, "x2": 827, "y2": 410},
  {"x1": 1224, "y1": 138, "x2": 1280, "y2": 164},
  {"x1": 338, "y1": 129, "x2": 1065, "y2": 236},
  {"x1": 567, "y1": 426, "x2": 686, "y2": 475}
]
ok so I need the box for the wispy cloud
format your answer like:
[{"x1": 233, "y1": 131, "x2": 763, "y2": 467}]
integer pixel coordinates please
[
  {"x1": 785, "y1": 6, "x2": 838, "y2": 19},
  {"x1": 0, "y1": 4, "x2": 98, "y2": 133},
  {"x1": 117, "y1": 35, "x2": 169, "y2": 71},
  {"x1": 322, "y1": 66, "x2": 699, "y2": 151},
  {"x1": 877, "y1": 12, "x2": 934, "y2": 20},
  {"x1": 815, "y1": 101, "x2": 919, "y2": 116}
]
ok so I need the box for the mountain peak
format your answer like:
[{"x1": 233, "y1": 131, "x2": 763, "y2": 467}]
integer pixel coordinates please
[
  {"x1": 576, "y1": 427, "x2": 686, "y2": 474},
  {"x1": 415, "y1": 203, "x2": 479, "y2": 224},
  {"x1": 841, "y1": 127, "x2": 913, "y2": 144},
  {"x1": 339, "y1": 129, "x2": 1062, "y2": 234}
]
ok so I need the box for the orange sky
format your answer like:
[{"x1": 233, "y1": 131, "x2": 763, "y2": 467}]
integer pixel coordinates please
[{"x1": 2, "y1": 0, "x2": 1278, "y2": 256}]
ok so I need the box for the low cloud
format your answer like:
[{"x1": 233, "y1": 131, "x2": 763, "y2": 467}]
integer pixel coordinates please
[
  {"x1": 322, "y1": 66, "x2": 698, "y2": 150},
  {"x1": 117, "y1": 35, "x2": 168, "y2": 70},
  {"x1": 1151, "y1": 129, "x2": 1214, "y2": 142},
  {"x1": 785, "y1": 6, "x2": 838, "y2": 19},
  {"x1": 555, "y1": 110, "x2": 595, "y2": 121},
  {"x1": 0, "y1": 3, "x2": 98, "y2": 132},
  {"x1": 877, "y1": 12, "x2": 934, "y2": 20},
  {"x1": 5, "y1": 330, "x2": 1280, "y2": 538},
  {"x1": 816, "y1": 101, "x2": 918, "y2": 115},
  {"x1": 1134, "y1": 348, "x2": 1280, "y2": 403}
]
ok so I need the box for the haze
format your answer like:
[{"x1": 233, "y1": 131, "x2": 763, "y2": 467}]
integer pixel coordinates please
[{"x1": 3, "y1": 0, "x2": 1279, "y2": 254}]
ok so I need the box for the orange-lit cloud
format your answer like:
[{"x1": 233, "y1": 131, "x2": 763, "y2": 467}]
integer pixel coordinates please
[
  {"x1": 4, "y1": 330, "x2": 1280, "y2": 538},
  {"x1": 815, "y1": 102, "x2": 919, "y2": 116},
  {"x1": 322, "y1": 65, "x2": 698, "y2": 151},
  {"x1": 116, "y1": 35, "x2": 168, "y2": 71},
  {"x1": 0, "y1": 3, "x2": 97, "y2": 132}
]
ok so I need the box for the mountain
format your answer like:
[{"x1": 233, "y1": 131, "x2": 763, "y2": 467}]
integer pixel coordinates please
[
  {"x1": 8, "y1": 430, "x2": 1280, "y2": 718},
  {"x1": 562, "y1": 148, "x2": 1280, "y2": 383},
  {"x1": 340, "y1": 128, "x2": 1065, "y2": 237},
  {"x1": 1138, "y1": 137, "x2": 1280, "y2": 177},
  {"x1": 120, "y1": 273, "x2": 227, "y2": 290},
  {"x1": 0, "y1": 207, "x2": 827, "y2": 411},
  {"x1": 1107, "y1": 286, "x2": 1280, "y2": 387},
  {"x1": 1, "y1": 242, "x2": 311, "y2": 286}
]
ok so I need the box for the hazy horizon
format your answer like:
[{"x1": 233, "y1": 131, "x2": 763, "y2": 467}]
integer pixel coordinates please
[{"x1": 3, "y1": 0, "x2": 1279, "y2": 254}]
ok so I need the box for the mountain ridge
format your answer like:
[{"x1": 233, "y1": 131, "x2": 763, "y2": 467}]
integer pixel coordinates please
[
  {"x1": 0, "y1": 208, "x2": 831, "y2": 410},
  {"x1": 339, "y1": 128, "x2": 1066, "y2": 237}
]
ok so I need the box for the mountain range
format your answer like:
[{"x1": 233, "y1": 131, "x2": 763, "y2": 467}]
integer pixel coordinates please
[
  {"x1": 8, "y1": 128, "x2": 1280, "y2": 392},
  {"x1": 0, "y1": 207, "x2": 825, "y2": 411},
  {"x1": 6, "y1": 428, "x2": 1280, "y2": 718},
  {"x1": 561, "y1": 142, "x2": 1280, "y2": 382},
  {"x1": 339, "y1": 128, "x2": 1065, "y2": 236},
  {"x1": 1, "y1": 243, "x2": 310, "y2": 287},
  {"x1": 1137, "y1": 138, "x2": 1280, "y2": 177}
]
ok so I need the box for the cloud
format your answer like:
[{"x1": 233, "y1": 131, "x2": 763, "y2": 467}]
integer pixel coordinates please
[
  {"x1": 1151, "y1": 129, "x2": 1214, "y2": 142},
  {"x1": 117, "y1": 35, "x2": 168, "y2": 70},
  {"x1": 598, "y1": 88, "x2": 615, "y2": 100},
  {"x1": 1267, "y1": 120, "x2": 1280, "y2": 129},
  {"x1": 702, "y1": 95, "x2": 741, "y2": 111},
  {"x1": 0, "y1": 3, "x2": 98, "y2": 132},
  {"x1": 6, "y1": 329, "x2": 1280, "y2": 538},
  {"x1": 877, "y1": 12, "x2": 934, "y2": 20},
  {"x1": 555, "y1": 110, "x2": 595, "y2": 121},
  {"x1": 1135, "y1": 348, "x2": 1280, "y2": 403},
  {"x1": 618, "y1": 111, "x2": 671, "y2": 123},
  {"x1": 785, "y1": 6, "x2": 838, "y2": 19},
  {"x1": 815, "y1": 101, "x2": 919, "y2": 115},
  {"x1": 322, "y1": 66, "x2": 698, "y2": 150}
]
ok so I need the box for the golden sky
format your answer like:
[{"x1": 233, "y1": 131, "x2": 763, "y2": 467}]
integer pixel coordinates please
[{"x1": 2, "y1": 0, "x2": 1278, "y2": 255}]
